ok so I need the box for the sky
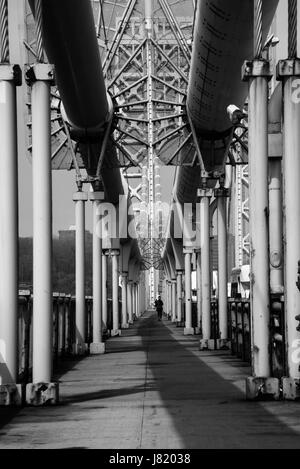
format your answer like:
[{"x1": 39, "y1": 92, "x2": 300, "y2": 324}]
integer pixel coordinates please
[{"x1": 7, "y1": 0, "x2": 297, "y2": 238}]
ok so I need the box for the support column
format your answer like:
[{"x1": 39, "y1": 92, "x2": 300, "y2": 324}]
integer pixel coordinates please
[
  {"x1": 127, "y1": 281, "x2": 133, "y2": 324},
  {"x1": 269, "y1": 159, "x2": 284, "y2": 294},
  {"x1": 25, "y1": 64, "x2": 58, "y2": 405},
  {"x1": 58, "y1": 295, "x2": 66, "y2": 355},
  {"x1": 184, "y1": 250, "x2": 194, "y2": 335},
  {"x1": 165, "y1": 279, "x2": 169, "y2": 317},
  {"x1": 176, "y1": 271, "x2": 183, "y2": 324},
  {"x1": 277, "y1": 57, "x2": 300, "y2": 398},
  {"x1": 137, "y1": 282, "x2": 141, "y2": 317},
  {"x1": 135, "y1": 282, "x2": 139, "y2": 318},
  {"x1": 171, "y1": 280, "x2": 177, "y2": 322},
  {"x1": 90, "y1": 192, "x2": 105, "y2": 355},
  {"x1": 73, "y1": 190, "x2": 88, "y2": 354},
  {"x1": 133, "y1": 283, "x2": 137, "y2": 318},
  {"x1": 215, "y1": 188, "x2": 230, "y2": 348},
  {"x1": 102, "y1": 252, "x2": 108, "y2": 331},
  {"x1": 111, "y1": 250, "x2": 121, "y2": 336},
  {"x1": 167, "y1": 280, "x2": 172, "y2": 318},
  {"x1": 196, "y1": 251, "x2": 202, "y2": 334},
  {"x1": 199, "y1": 190, "x2": 213, "y2": 349},
  {"x1": 121, "y1": 273, "x2": 129, "y2": 328},
  {"x1": 242, "y1": 56, "x2": 274, "y2": 398},
  {"x1": 0, "y1": 63, "x2": 22, "y2": 405}
]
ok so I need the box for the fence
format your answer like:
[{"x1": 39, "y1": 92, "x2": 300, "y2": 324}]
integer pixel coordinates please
[{"x1": 17, "y1": 291, "x2": 124, "y2": 384}]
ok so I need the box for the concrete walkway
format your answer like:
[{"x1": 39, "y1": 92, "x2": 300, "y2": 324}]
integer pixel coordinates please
[{"x1": 1, "y1": 310, "x2": 300, "y2": 449}]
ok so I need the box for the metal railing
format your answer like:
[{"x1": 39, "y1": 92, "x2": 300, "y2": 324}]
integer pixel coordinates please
[{"x1": 17, "y1": 291, "x2": 125, "y2": 383}]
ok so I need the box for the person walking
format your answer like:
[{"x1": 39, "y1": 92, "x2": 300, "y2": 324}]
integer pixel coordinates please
[{"x1": 155, "y1": 296, "x2": 163, "y2": 321}]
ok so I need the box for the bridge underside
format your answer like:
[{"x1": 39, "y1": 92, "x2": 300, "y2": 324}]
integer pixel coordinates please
[{"x1": 0, "y1": 0, "x2": 300, "y2": 451}]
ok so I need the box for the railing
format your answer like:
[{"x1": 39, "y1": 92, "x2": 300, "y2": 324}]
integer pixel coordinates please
[
  {"x1": 227, "y1": 295, "x2": 285, "y2": 376},
  {"x1": 176, "y1": 294, "x2": 285, "y2": 376},
  {"x1": 228, "y1": 299, "x2": 251, "y2": 363},
  {"x1": 17, "y1": 291, "x2": 124, "y2": 384}
]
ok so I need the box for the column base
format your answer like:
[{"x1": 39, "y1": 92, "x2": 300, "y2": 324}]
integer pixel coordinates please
[
  {"x1": 0, "y1": 384, "x2": 23, "y2": 406},
  {"x1": 194, "y1": 327, "x2": 201, "y2": 335},
  {"x1": 184, "y1": 327, "x2": 195, "y2": 336},
  {"x1": 282, "y1": 378, "x2": 300, "y2": 401},
  {"x1": 90, "y1": 342, "x2": 105, "y2": 355},
  {"x1": 200, "y1": 339, "x2": 212, "y2": 350},
  {"x1": 245, "y1": 377, "x2": 280, "y2": 401},
  {"x1": 218, "y1": 339, "x2": 231, "y2": 350},
  {"x1": 111, "y1": 329, "x2": 121, "y2": 337},
  {"x1": 121, "y1": 323, "x2": 129, "y2": 329},
  {"x1": 72, "y1": 342, "x2": 88, "y2": 356},
  {"x1": 26, "y1": 382, "x2": 59, "y2": 406},
  {"x1": 171, "y1": 318, "x2": 177, "y2": 323},
  {"x1": 128, "y1": 319, "x2": 134, "y2": 325}
]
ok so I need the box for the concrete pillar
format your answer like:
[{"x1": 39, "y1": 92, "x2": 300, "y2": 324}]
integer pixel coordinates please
[
  {"x1": 171, "y1": 280, "x2": 177, "y2": 322},
  {"x1": 196, "y1": 252, "x2": 201, "y2": 332},
  {"x1": 0, "y1": 63, "x2": 22, "y2": 404},
  {"x1": 269, "y1": 159, "x2": 284, "y2": 294},
  {"x1": 167, "y1": 281, "x2": 172, "y2": 318},
  {"x1": 176, "y1": 271, "x2": 183, "y2": 324},
  {"x1": 137, "y1": 282, "x2": 141, "y2": 317},
  {"x1": 133, "y1": 283, "x2": 137, "y2": 318},
  {"x1": 111, "y1": 250, "x2": 121, "y2": 336},
  {"x1": 277, "y1": 58, "x2": 300, "y2": 389},
  {"x1": 58, "y1": 295, "x2": 66, "y2": 355},
  {"x1": 121, "y1": 273, "x2": 129, "y2": 328},
  {"x1": 164, "y1": 279, "x2": 168, "y2": 317},
  {"x1": 127, "y1": 281, "x2": 133, "y2": 324},
  {"x1": 199, "y1": 190, "x2": 212, "y2": 349},
  {"x1": 184, "y1": 250, "x2": 194, "y2": 335},
  {"x1": 90, "y1": 192, "x2": 105, "y2": 355},
  {"x1": 73, "y1": 190, "x2": 88, "y2": 354},
  {"x1": 26, "y1": 64, "x2": 58, "y2": 405},
  {"x1": 215, "y1": 189, "x2": 229, "y2": 344},
  {"x1": 242, "y1": 59, "x2": 271, "y2": 383},
  {"x1": 102, "y1": 252, "x2": 108, "y2": 330}
]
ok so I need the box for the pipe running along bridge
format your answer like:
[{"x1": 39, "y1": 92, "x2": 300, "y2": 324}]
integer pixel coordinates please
[{"x1": 0, "y1": 0, "x2": 300, "y2": 422}]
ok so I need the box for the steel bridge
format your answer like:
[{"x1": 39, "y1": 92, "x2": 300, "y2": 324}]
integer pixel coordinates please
[{"x1": 1, "y1": 0, "x2": 300, "y2": 450}]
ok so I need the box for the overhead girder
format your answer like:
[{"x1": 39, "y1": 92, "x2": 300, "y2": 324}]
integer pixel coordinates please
[
  {"x1": 170, "y1": 237, "x2": 184, "y2": 272},
  {"x1": 187, "y1": 0, "x2": 279, "y2": 173},
  {"x1": 29, "y1": 0, "x2": 111, "y2": 134},
  {"x1": 28, "y1": 0, "x2": 126, "y2": 206},
  {"x1": 166, "y1": 241, "x2": 176, "y2": 280},
  {"x1": 128, "y1": 258, "x2": 142, "y2": 283}
]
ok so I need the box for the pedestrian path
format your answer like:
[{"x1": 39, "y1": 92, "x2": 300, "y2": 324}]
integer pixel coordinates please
[{"x1": 1, "y1": 310, "x2": 300, "y2": 449}]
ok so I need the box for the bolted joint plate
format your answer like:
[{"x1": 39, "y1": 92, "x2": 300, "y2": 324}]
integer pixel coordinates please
[
  {"x1": 246, "y1": 377, "x2": 280, "y2": 401},
  {"x1": 73, "y1": 191, "x2": 88, "y2": 202},
  {"x1": 25, "y1": 63, "x2": 55, "y2": 86},
  {"x1": 276, "y1": 59, "x2": 300, "y2": 80},
  {"x1": 0, "y1": 64, "x2": 22, "y2": 86},
  {"x1": 0, "y1": 384, "x2": 23, "y2": 406},
  {"x1": 89, "y1": 191, "x2": 105, "y2": 201},
  {"x1": 214, "y1": 188, "x2": 230, "y2": 198},
  {"x1": 242, "y1": 60, "x2": 272, "y2": 82},
  {"x1": 198, "y1": 188, "x2": 214, "y2": 198},
  {"x1": 26, "y1": 382, "x2": 59, "y2": 406}
]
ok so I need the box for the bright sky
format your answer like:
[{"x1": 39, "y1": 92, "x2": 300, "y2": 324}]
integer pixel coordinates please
[{"x1": 8, "y1": 0, "x2": 296, "y2": 237}]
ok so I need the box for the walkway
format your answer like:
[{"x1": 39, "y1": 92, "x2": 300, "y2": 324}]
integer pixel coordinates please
[{"x1": 1, "y1": 311, "x2": 300, "y2": 449}]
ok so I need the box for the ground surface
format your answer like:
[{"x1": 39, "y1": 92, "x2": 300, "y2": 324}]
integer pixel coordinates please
[{"x1": 1, "y1": 310, "x2": 300, "y2": 449}]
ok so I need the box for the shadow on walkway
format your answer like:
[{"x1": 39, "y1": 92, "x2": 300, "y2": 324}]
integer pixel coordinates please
[{"x1": 135, "y1": 311, "x2": 300, "y2": 449}]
